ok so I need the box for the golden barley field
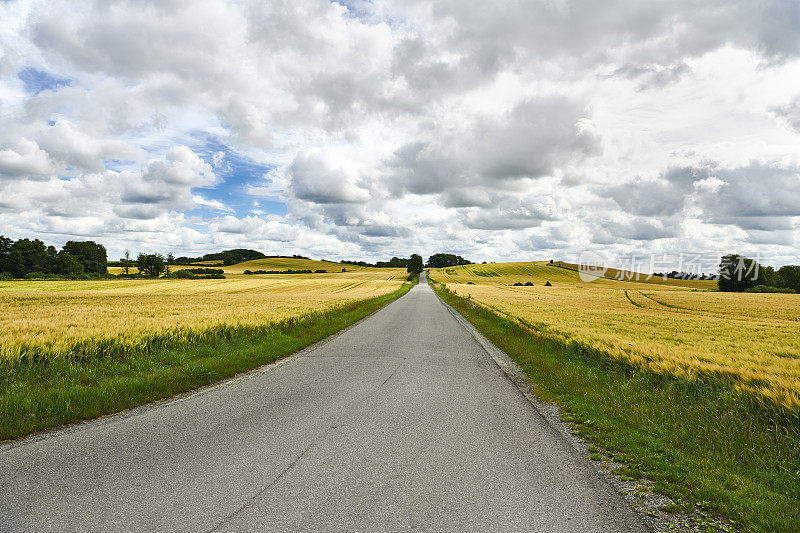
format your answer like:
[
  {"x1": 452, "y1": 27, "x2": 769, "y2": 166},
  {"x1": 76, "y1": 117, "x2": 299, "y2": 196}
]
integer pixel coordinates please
[
  {"x1": 430, "y1": 261, "x2": 800, "y2": 408},
  {"x1": 0, "y1": 266, "x2": 407, "y2": 360}
]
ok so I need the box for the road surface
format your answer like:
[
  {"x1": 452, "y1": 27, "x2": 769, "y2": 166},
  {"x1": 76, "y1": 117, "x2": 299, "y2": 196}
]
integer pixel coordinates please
[{"x1": 0, "y1": 273, "x2": 647, "y2": 532}]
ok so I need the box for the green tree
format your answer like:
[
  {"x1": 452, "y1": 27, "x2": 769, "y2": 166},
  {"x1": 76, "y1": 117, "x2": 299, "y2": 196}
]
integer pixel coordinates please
[
  {"x1": 6, "y1": 238, "x2": 49, "y2": 277},
  {"x1": 62, "y1": 241, "x2": 108, "y2": 274},
  {"x1": 137, "y1": 253, "x2": 166, "y2": 277},
  {"x1": 53, "y1": 252, "x2": 85, "y2": 276},
  {"x1": 718, "y1": 254, "x2": 762, "y2": 292},
  {"x1": 759, "y1": 265, "x2": 780, "y2": 288},
  {"x1": 777, "y1": 265, "x2": 800, "y2": 292},
  {"x1": 0, "y1": 235, "x2": 12, "y2": 257},
  {"x1": 0, "y1": 235, "x2": 14, "y2": 274},
  {"x1": 407, "y1": 254, "x2": 424, "y2": 274}
]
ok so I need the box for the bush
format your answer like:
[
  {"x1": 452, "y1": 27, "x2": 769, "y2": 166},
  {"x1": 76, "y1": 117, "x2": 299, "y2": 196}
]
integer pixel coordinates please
[
  {"x1": 467, "y1": 281, "x2": 475, "y2": 285},
  {"x1": 544, "y1": 281, "x2": 552, "y2": 286},
  {"x1": 524, "y1": 281, "x2": 534, "y2": 286},
  {"x1": 164, "y1": 271, "x2": 225, "y2": 280},
  {"x1": 243, "y1": 270, "x2": 253, "y2": 275},
  {"x1": 23, "y1": 271, "x2": 48, "y2": 280},
  {"x1": 513, "y1": 282, "x2": 523, "y2": 286},
  {"x1": 744, "y1": 285, "x2": 796, "y2": 294},
  {"x1": 183, "y1": 268, "x2": 224, "y2": 275},
  {"x1": 315, "y1": 269, "x2": 328, "y2": 273},
  {"x1": 0, "y1": 272, "x2": 13, "y2": 281}
]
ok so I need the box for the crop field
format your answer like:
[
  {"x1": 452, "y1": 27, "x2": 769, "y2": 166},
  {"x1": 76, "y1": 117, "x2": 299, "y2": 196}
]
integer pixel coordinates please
[
  {"x1": 106, "y1": 257, "x2": 365, "y2": 275},
  {"x1": 0, "y1": 263, "x2": 412, "y2": 440},
  {"x1": 430, "y1": 261, "x2": 800, "y2": 408},
  {"x1": 225, "y1": 257, "x2": 369, "y2": 273},
  {"x1": 0, "y1": 267, "x2": 407, "y2": 361}
]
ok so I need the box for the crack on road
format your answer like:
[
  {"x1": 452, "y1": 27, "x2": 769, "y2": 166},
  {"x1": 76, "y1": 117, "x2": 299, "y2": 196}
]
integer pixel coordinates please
[{"x1": 205, "y1": 361, "x2": 404, "y2": 532}]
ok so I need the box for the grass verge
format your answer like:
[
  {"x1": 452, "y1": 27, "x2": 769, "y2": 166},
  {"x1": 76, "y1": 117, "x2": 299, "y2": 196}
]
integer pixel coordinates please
[
  {"x1": 1, "y1": 281, "x2": 415, "y2": 442},
  {"x1": 430, "y1": 279, "x2": 799, "y2": 533}
]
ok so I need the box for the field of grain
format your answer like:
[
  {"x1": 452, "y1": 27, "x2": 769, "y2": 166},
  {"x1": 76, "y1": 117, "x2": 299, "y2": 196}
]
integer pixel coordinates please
[
  {"x1": 430, "y1": 261, "x2": 800, "y2": 407},
  {"x1": 0, "y1": 266, "x2": 406, "y2": 360},
  {"x1": 106, "y1": 257, "x2": 365, "y2": 276}
]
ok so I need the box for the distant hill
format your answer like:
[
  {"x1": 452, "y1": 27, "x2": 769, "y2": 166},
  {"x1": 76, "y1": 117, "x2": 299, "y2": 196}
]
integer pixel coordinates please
[
  {"x1": 224, "y1": 257, "x2": 376, "y2": 273},
  {"x1": 173, "y1": 249, "x2": 270, "y2": 266},
  {"x1": 430, "y1": 260, "x2": 717, "y2": 290}
]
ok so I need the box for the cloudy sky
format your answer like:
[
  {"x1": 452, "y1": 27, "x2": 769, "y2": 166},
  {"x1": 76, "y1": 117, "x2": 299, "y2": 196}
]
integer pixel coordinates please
[{"x1": 1, "y1": 0, "x2": 799, "y2": 267}]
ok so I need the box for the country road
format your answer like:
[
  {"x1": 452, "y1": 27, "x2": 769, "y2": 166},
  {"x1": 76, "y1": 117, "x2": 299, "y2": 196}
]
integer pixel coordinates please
[{"x1": 0, "y1": 273, "x2": 647, "y2": 532}]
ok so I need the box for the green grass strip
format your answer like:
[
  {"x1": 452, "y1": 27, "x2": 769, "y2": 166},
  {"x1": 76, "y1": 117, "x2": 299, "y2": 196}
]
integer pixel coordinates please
[
  {"x1": 0, "y1": 281, "x2": 415, "y2": 442},
  {"x1": 431, "y1": 280, "x2": 799, "y2": 533}
]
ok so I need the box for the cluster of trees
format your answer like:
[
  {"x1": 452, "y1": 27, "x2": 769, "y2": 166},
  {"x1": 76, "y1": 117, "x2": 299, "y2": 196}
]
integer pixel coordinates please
[
  {"x1": 134, "y1": 254, "x2": 166, "y2": 277},
  {"x1": 171, "y1": 249, "x2": 269, "y2": 266},
  {"x1": 341, "y1": 255, "x2": 421, "y2": 270},
  {"x1": 653, "y1": 271, "x2": 719, "y2": 280},
  {"x1": 169, "y1": 269, "x2": 225, "y2": 280},
  {"x1": 407, "y1": 254, "x2": 423, "y2": 274},
  {"x1": 123, "y1": 254, "x2": 227, "y2": 279},
  {"x1": 340, "y1": 259, "x2": 374, "y2": 267},
  {"x1": 376, "y1": 257, "x2": 410, "y2": 268},
  {"x1": 718, "y1": 254, "x2": 800, "y2": 293},
  {"x1": 0, "y1": 236, "x2": 107, "y2": 278},
  {"x1": 340, "y1": 253, "x2": 462, "y2": 273},
  {"x1": 425, "y1": 254, "x2": 472, "y2": 268}
]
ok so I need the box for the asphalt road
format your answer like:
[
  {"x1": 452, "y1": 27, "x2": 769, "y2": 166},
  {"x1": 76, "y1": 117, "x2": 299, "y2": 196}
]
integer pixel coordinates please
[{"x1": 0, "y1": 273, "x2": 647, "y2": 532}]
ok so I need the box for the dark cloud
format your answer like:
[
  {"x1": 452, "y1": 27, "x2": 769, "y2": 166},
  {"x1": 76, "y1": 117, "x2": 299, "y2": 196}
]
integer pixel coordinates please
[
  {"x1": 603, "y1": 167, "x2": 697, "y2": 217},
  {"x1": 772, "y1": 95, "x2": 800, "y2": 132},
  {"x1": 591, "y1": 216, "x2": 676, "y2": 243},
  {"x1": 391, "y1": 96, "x2": 599, "y2": 197},
  {"x1": 693, "y1": 163, "x2": 800, "y2": 223},
  {"x1": 605, "y1": 62, "x2": 692, "y2": 90}
]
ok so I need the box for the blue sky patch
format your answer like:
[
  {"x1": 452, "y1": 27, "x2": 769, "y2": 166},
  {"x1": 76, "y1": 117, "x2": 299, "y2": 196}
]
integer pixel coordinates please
[
  {"x1": 17, "y1": 68, "x2": 72, "y2": 95},
  {"x1": 191, "y1": 138, "x2": 287, "y2": 219}
]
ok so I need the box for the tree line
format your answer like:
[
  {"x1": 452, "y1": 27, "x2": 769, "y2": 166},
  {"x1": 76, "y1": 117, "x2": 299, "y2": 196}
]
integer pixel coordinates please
[
  {"x1": 0, "y1": 236, "x2": 107, "y2": 279},
  {"x1": 425, "y1": 253, "x2": 472, "y2": 268},
  {"x1": 718, "y1": 254, "x2": 800, "y2": 293},
  {"x1": 340, "y1": 253, "x2": 471, "y2": 270},
  {"x1": 167, "y1": 249, "x2": 269, "y2": 266}
]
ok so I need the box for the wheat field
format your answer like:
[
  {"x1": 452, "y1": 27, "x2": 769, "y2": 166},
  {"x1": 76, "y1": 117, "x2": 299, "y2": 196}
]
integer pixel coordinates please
[
  {"x1": 0, "y1": 267, "x2": 407, "y2": 361},
  {"x1": 430, "y1": 262, "x2": 800, "y2": 408},
  {"x1": 106, "y1": 257, "x2": 367, "y2": 275}
]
